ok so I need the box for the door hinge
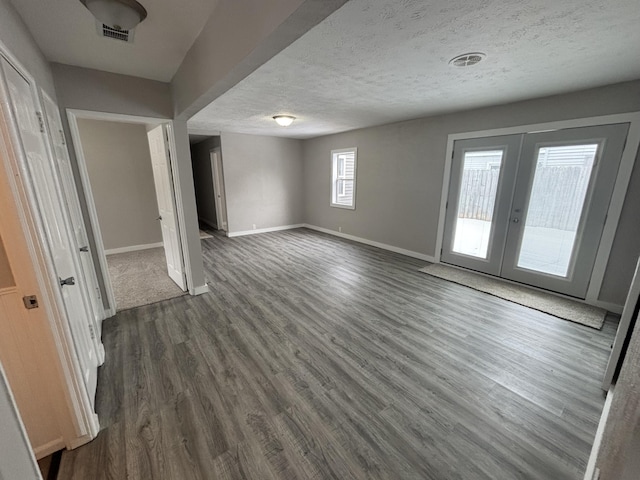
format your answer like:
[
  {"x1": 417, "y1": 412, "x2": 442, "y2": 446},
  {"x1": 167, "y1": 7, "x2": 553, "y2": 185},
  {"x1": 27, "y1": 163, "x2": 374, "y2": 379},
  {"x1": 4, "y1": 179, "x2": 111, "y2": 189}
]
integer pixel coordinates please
[
  {"x1": 59, "y1": 129, "x2": 66, "y2": 145},
  {"x1": 35, "y1": 111, "x2": 45, "y2": 133},
  {"x1": 22, "y1": 295, "x2": 39, "y2": 309},
  {"x1": 88, "y1": 323, "x2": 96, "y2": 340}
]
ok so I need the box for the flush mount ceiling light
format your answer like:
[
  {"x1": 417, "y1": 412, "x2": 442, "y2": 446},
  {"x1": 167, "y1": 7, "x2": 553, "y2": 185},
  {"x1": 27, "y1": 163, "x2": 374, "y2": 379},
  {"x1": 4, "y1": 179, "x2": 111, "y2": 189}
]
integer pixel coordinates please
[
  {"x1": 80, "y1": 0, "x2": 147, "y2": 31},
  {"x1": 449, "y1": 52, "x2": 487, "y2": 67},
  {"x1": 273, "y1": 115, "x2": 296, "y2": 127}
]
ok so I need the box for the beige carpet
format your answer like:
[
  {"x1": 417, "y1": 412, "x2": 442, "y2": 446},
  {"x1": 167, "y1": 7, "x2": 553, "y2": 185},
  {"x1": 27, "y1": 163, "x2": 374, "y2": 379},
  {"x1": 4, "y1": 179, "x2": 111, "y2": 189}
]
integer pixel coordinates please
[
  {"x1": 418, "y1": 263, "x2": 606, "y2": 329},
  {"x1": 107, "y1": 247, "x2": 186, "y2": 312}
]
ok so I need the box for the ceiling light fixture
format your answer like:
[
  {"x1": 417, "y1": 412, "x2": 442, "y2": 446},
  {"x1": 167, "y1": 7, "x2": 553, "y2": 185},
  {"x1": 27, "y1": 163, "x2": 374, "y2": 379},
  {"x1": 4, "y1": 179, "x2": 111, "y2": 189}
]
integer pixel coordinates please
[
  {"x1": 273, "y1": 115, "x2": 296, "y2": 127},
  {"x1": 449, "y1": 52, "x2": 486, "y2": 67},
  {"x1": 80, "y1": 0, "x2": 148, "y2": 31}
]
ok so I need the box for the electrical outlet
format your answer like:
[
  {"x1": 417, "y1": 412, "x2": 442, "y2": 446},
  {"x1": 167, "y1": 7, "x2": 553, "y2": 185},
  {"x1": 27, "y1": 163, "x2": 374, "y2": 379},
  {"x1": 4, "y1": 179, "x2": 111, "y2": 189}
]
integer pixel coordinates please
[
  {"x1": 252, "y1": 224, "x2": 256, "y2": 230},
  {"x1": 338, "y1": 226, "x2": 342, "y2": 233}
]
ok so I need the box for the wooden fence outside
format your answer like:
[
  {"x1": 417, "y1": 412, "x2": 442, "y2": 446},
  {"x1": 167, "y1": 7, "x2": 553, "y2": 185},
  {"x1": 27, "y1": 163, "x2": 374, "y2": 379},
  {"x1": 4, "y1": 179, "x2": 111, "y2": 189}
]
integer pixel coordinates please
[{"x1": 457, "y1": 166, "x2": 591, "y2": 231}]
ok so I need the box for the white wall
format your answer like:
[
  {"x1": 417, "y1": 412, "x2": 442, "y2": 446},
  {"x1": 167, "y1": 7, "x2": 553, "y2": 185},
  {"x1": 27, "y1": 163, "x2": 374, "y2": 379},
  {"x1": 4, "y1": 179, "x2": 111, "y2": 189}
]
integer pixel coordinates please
[
  {"x1": 302, "y1": 80, "x2": 640, "y2": 307},
  {"x1": 76, "y1": 119, "x2": 162, "y2": 251},
  {"x1": 220, "y1": 133, "x2": 304, "y2": 233}
]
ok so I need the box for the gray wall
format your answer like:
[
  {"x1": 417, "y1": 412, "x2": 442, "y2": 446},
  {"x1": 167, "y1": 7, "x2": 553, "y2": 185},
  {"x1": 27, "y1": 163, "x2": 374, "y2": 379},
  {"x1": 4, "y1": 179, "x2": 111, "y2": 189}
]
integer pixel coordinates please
[
  {"x1": 51, "y1": 65, "x2": 206, "y2": 299},
  {"x1": 52, "y1": 63, "x2": 173, "y2": 118},
  {"x1": 190, "y1": 137, "x2": 222, "y2": 228},
  {"x1": 76, "y1": 119, "x2": 162, "y2": 251},
  {"x1": 0, "y1": 0, "x2": 55, "y2": 97},
  {"x1": 220, "y1": 133, "x2": 303, "y2": 233},
  {"x1": 302, "y1": 80, "x2": 640, "y2": 306}
]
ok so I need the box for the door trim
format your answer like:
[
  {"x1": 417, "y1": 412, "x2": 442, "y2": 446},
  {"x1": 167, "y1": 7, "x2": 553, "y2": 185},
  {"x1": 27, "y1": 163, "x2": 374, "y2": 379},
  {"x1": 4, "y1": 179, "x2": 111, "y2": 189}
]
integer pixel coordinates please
[
  {"x1": 66, "y1": 110, "x2": 192, "y2": 310},
  {"x1": 0, "y1": 48, "x2": 99, "y2": 446},
  {"x1": 436, "y1": 112, "x2": 640, "y2": 313}
]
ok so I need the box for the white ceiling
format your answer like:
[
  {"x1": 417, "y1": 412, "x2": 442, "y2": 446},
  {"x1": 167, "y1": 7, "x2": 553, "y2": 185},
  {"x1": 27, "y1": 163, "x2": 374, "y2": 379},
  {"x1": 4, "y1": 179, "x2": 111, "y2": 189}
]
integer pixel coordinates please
[
  {"x1": 188, "y1": 0, "x2": 640, "y2": 139},
  {"x1": 11, "y1": 0, "x2": 218, "y2": 82}
]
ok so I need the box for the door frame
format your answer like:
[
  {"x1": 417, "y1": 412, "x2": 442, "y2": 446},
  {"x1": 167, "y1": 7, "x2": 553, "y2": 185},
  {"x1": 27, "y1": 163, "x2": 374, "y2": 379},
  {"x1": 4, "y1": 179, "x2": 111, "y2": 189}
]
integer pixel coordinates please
[
  {"x1": 66, "y1": 110, "x2": 191, "y2": 315},
  {"x1": 435, "y1": 112, "x2": 640, "y2": 313},
  {"x1": 0, "y1": 45, "x2": 99, "y2": 447},
  {"x1": 210, "y1": 147, "x2": 228, "y2": 232}
]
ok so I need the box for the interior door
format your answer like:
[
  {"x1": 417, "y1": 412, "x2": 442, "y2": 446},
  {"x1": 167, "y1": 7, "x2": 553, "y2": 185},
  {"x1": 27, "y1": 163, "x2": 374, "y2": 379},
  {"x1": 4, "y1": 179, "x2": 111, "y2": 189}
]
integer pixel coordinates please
[
  {"x1": 0, "y1": 57, "x2": 99, "y2": 406},
  {"x1": 41, "y1": 91, "x2": 105, "y2": 343},
  {"x1": 147, "y1": 124, "x2": 186, "y2": 290},
  {"x1": 441, "y1": 135, "x2": 521, "y2": 275},
  {"x1": 211, "y1": 148, "x2": 228, "y2": 231},
  {"x1": 501, "y1": 124, "x2": 629, "y2": 297}
]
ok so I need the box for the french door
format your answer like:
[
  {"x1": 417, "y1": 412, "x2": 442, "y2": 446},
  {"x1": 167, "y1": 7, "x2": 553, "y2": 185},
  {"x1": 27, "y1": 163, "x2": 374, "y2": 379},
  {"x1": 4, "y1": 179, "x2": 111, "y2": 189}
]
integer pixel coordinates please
[{"x1": 441, "y1": 124, "x2": 629, "y2": 298}]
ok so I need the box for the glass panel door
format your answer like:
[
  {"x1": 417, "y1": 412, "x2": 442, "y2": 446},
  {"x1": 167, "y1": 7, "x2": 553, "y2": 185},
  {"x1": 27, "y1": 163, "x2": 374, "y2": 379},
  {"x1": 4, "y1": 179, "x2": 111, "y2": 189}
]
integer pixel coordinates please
[
  {"x1": 501, "y1": 124, "x2": 629, "y2": 298},
  {"x1": 441, "y1": 135, "x2": 521, "y2": 275},
  {"x1": 515, "y1": 144, "x2": 598, "y2": 277}
]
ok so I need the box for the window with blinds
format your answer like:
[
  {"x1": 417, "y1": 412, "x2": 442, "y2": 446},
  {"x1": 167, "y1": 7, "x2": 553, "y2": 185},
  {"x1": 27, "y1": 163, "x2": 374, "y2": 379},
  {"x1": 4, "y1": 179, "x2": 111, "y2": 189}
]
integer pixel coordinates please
[{"x1": 331, "y1": 148, "x2": 357, "y2": 209}]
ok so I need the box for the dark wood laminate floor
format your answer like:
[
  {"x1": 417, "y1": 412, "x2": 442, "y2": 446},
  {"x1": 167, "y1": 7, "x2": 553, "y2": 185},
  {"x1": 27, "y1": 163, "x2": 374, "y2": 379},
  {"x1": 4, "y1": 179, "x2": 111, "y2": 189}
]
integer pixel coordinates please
[{"x1": 59, "y1": 228, "x2": 617, "y2": 480}]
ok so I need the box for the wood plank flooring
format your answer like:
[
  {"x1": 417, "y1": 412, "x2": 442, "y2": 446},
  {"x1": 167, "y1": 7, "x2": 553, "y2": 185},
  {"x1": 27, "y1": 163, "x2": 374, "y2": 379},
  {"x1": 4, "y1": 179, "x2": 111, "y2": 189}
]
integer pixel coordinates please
[{"x1": 58, "y1": 228, "x2": 617, "y2": 479}]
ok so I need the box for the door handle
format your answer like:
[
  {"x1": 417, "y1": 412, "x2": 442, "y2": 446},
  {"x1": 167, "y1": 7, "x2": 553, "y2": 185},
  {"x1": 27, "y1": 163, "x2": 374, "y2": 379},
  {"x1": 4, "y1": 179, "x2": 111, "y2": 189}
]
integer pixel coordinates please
[
  {"x1": 79, "y1": 246, "x2": 89, "y2": 252},
  {"x1": 512, "y1": 218, "x2": 520, "y2": 223},
  {"x1": 157, "y1": 216, "x2": 162, "y2": 220},
  {"x1": 59, "y1": 276, "x2": 75, "y2": 287}
]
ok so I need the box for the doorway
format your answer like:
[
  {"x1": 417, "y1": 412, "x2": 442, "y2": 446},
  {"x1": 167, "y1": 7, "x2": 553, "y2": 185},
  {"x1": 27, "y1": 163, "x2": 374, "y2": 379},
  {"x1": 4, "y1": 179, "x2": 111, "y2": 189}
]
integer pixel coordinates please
[
  {"x1": 441, "y1": 124, "x2": 629, "y2": 299},
  {"x1": 189, "y1": 135, "x2": 228, "y2": 234},
  {"x1": 67, "y1": 113, "x2": 187, "y2": 312}
]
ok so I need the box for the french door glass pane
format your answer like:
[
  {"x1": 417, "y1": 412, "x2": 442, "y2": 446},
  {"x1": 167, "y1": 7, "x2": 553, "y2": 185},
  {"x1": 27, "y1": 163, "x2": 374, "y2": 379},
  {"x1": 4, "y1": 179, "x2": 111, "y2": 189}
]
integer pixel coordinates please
[
  {"x1": 452, "y1": 150, "x2": 504, "y2": 259},
  {"x1": 516, "y1": 144, "x2": 598, "y2": 276}
]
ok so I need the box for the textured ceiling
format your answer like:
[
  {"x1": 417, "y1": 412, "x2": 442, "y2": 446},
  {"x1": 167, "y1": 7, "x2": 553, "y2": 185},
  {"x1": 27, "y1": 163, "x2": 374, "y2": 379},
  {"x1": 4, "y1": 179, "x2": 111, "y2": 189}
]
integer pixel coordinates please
[
  {"x1": 189, "y1": 0, "x2": 640, "y2": 139},
  {"x1": 10, "y1": 0, "x2": 218, "y2": 81}
]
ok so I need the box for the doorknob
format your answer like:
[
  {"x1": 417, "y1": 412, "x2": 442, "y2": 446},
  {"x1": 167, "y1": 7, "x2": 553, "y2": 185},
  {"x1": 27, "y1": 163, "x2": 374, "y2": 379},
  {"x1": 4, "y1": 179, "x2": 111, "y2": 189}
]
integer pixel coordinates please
[
  {"x1": 59, "y1": 276, "x2": 75, "y2": 287},
  {"x1": 79, "y1": 246, "x2": 89, "y2": 252},
  {"x1": 157, "y1": 216, "x2": 162, "y2": 220},
  {"x1": 512, "y1": 218, "x2": 520, "y2": 223}
]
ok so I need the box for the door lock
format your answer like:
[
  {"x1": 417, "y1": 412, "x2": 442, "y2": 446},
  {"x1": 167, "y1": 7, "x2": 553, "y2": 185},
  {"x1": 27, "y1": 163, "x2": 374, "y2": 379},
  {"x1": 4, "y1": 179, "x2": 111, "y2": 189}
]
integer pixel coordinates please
[{"x1": 59, "y1": 276, "x2": 75, "y2": 287}]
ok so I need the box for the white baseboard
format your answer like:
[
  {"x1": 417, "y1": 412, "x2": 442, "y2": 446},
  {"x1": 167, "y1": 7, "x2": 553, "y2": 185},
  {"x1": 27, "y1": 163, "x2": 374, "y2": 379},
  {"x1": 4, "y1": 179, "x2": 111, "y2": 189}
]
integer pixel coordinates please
[
  {"x1": 192, "y1": 283, "x2": 210, "y2": 295},
  {"x1": 105, "y1": 241, "x2": 163, "y2": 255},
  {"x1": 303, "y1": 224, "x2": 436, "y2": 263},
  {"x1": 227, "y1": 224, "x2": 305, "y2": 238},
  {"x1": 34, "y1": 437, "x2": 65, "y2": 459}
]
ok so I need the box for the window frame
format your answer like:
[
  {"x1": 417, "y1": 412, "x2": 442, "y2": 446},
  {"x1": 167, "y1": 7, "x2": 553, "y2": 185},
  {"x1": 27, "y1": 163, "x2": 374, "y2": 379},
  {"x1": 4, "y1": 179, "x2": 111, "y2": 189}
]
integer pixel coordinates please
[{"x1": 330, "y1": 147, "x2": 358, "y2": 210}]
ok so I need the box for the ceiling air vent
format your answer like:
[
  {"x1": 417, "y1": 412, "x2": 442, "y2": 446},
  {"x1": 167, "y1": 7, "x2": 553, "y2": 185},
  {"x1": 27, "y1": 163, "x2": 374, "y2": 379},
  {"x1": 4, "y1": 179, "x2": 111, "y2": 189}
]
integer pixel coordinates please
[
  {"x1": 98, "y1": 23, "x2": 135, "y2": 43},
  {"x1": 449, "y1": 52, "x2": 486, "y2": 67}
]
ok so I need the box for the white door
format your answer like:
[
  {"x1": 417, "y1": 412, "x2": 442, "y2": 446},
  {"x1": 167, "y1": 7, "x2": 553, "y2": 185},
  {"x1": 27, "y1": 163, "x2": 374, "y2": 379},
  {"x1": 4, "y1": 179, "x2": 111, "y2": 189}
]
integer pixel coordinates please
[
  {"x1": 211, "y1": 148, "x2": 228, "y2": 231},
  {"x1": 147, "y1": 125, "x2": 186, "y2": 290},
  {"x1": 41, "y1": 92, "x2": 105, "y2": 343},
  {"x1": 0, "y1": 57, "x2": 99, "y2": 406},
  {"x1": 442, "y1": 124, "x2": 629, "y2": 298}
]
